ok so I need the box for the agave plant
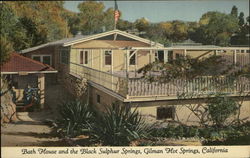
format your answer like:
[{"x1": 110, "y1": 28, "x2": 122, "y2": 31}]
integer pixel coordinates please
[
  {"x1": 89, "y1": 102, "x2": 153, "y2": 146},
  {"x1": 57, "y1": 100, "x2": 93, "y2": 137}
]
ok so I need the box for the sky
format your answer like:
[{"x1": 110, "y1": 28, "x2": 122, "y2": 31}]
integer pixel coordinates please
[{"x1": 64, "y1": 0, "x2": 249, "y2": 23}]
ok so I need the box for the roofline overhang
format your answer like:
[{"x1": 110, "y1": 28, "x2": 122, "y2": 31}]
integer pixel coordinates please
[
  {"x1": 127, "y1": 47, "x2": 250, "y2": 51},
  {"x1": 63, "y1": 29, "x2": 164, "y2": 47},
  {"x1": 1, "y1": 70, "x2": 58, "y2": 75}
]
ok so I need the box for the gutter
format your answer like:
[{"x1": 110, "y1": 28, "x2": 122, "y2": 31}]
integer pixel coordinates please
[{"x1": 1, "y1": 70, "x2": 58, "y2": 75}]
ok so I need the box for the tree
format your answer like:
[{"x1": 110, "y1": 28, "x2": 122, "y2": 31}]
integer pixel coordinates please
[
  {"x1": 6, "y1": 1, "x2": 71, "y2": 44},
  {"x1": 171, "y1": 20, "x2": 188, "y2": 42},
  {"x1": 238, "y1": 12, "x2": 245, "y2": 26},
  {"x1": 192, "y1": 12, "x2": 239, "y2": 46},
  {"x1": 134, "y1": 17, "x2": 150, "y2": 32},
  {"x1": 61, "y1": 10, "x2": 80, "y2": 36},
  {"x1": 230, "y1": 5, "x2": 238, "y2": 17},
  {"x1": 78, "y1": 1, "x2": 105, "y2": 34},
  {"x1": 117, "y1": 19, "x2": 134, "y2": 31},
  {"x1": 138, "y1": 54, "x2": 249, "y2": 127},
  {"x1": 146, "y1": 23, "x2": 172, "y2": 46},
  {"x1": 230, "y1": 12, "x2": 249, "y2": 46},
  {"x1": 77, "y1": 1, "x2": 117, "y2": 34},
  {"x1": 0, "y1": 36, "x2": 13, "y2": 65}
]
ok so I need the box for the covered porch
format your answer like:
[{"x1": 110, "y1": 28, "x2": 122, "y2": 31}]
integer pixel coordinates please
[{"x1": 1, "y1": 53, "x2": 57, "y2": 110}]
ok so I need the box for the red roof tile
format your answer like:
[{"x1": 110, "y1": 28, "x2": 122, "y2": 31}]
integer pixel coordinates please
[{"x1": 1, "y1": 53, "x2": 56, "y2": 73}]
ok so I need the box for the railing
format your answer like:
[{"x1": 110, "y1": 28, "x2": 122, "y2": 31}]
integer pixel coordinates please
[
  {"x1": 70, "y1": 62, "x2": 128, "y2": 97},
  {"x1": 220, "y1": 53, "x2": 250, "y2": 68},
  {"x1": 70, "y1": 62, "x2": 250, "y2": 99},
  {"x1": 128, "y1": 76, "x2": 250, "y2": 97}
]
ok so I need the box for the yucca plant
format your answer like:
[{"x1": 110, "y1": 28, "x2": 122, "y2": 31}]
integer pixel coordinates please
[
  {"x1": 89, "y1": 102, "x2": 153, "y2": 146},
  {"x1": 57, "y1": 100, "x2": 93, "y2": 137}
]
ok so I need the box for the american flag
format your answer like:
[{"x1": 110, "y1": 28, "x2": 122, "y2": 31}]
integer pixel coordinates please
[{"x1": 114, "y1": 0, "x2": 120, "y2": 23}]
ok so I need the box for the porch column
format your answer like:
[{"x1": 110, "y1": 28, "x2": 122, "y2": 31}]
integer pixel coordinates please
[
  {"x1": 184, "y1": 49, "x2": 187, "y2": 57},
  {"x1": 234, "y1": 49, "x2": 237, "y2": 65},
  {"x1": 111, "y1": 50, "x2": 114, "y2": 90},
  {"x1": 126, "y1": 50, "x2": 129, "y2": 78},
  {"x1": 37, "y1": 73, "x2": 45, "y2": 109}
]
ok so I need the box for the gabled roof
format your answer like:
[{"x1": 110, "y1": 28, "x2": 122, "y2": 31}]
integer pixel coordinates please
[
  {"x1": 20, "y1": 29, "x2": 163, "y2": 54},
  {"x1": 1, "y1": 53, "x2": 57, "y2": 74},
  {"x1": 63, "y1": 29, "x2": 163, "y2": 47},
  {"x1": 20, "y1": 35, "x2": 89, "y2": 54}
]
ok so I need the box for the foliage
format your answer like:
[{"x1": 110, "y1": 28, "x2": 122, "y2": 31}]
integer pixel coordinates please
[
  {"x1": 191, "y1": 12, "x2": 239, "y2": 46},
  {"x1": 230, "y1": 5, "x2": 238, "y2": 17},
  {"x1": 151, "y1": 122, "x2": 250, "y2": 145},
  {"x1": 144, "y1": 21, "x2": 190, "y2": 45},
  {"x1": 2, "y1": 1, "x2": 71, "y2": 51},
  {"x1": 138, "y1": 55, "x2": 234, "y2": 82},
  {"x1": 207, "y1": 95, "x2": 238, "y2": 128},
  {"x1": 231, "y1": 11, "x2": 249, "y2": 46},
  {"x1": 0, "y1": 36, "x2": 13, "y2": 65},
  {"x1": 77, "y1": 1, "x2": 116, "y2": 34},
  {"x1": 57, "y1": 100, "x2": 93, "y2": 137},
  {"x1": 117, "y1": 19, "x2": 134, "y2": 31},
  {"x1": 135, "y1": 17, "x2": 150, "y2": 32},
  {"x1": 89, "y1": 103, "x2": 153, "y2": 146}
]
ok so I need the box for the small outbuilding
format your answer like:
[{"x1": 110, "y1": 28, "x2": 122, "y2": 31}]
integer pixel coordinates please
[{"x1": 1, "y1": 52, "x2": 57, "y2": 109}]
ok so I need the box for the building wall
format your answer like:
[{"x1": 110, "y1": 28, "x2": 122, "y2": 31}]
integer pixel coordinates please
[
  {"x1": 89, "y1": 86, "x2": 250, "y2": 126},
  {"x1": 70, "y1": 40, "x2": 153, "y2": 72},
  {"x1": 24, "y1": 46, "x2": 59, "y2": 69},
  {"x1": 89, "y1": 85, "x2": 122, "y2": 112},
  {"x1": 130, "y1": 97, "x2": 250, "y2": 126}
]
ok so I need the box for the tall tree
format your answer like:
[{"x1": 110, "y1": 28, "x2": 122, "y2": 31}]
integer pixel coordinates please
[
  {"x1": 238, "y1": 12, "x2": 245, "y2": 26},
  {"x1": 77, "y1": 1, "x2": 117, "y2": 34},
  {"x1": 0, "y1": 36, "x2": 13, "y2": 65},
  {"x1": 134, "y1": 17, "x2": 150, "y2": 32},
  {"x1": 192, "y1": 12, "x2": 239, "y2": 46},
  {"x1": 230, "y1": 5, "x2": 238, "y2": 17}
]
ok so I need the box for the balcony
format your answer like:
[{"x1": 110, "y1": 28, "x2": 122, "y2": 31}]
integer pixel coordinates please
[{"x1": 69, "y1": 62, "x2": 250, "y2": 101}]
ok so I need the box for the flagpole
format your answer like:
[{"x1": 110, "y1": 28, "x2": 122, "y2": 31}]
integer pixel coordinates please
[
  {"x1": 114, "y1": 0, "x2": 119, "y2": 40},
  {"x1": 114, "y1": 0, "x2": 119, "y2": 30}
]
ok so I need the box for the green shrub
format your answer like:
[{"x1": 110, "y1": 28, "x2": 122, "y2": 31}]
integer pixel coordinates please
[
  {"x1": 207, "y1": 95, "x2": 238, "y2": 128},
  {"x1": 57, "y1": 100, "x2": 93, "y2": 137},
  {"x1": 89, "y1": 103, "x2": 153, "y2": 146}
]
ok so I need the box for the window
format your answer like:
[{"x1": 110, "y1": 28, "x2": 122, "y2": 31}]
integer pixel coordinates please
[
  {"x1": 247, "y1": 50, "x2": 250, "y2": 53},
  {"x1": 85, "y1": 51, "x2": 88, "y2": 64},
  {"x1": 129, "y1": 51, "x2": 136, "y2": 65},
  {"x1": 97, "y1": 94, "x2": 101, "y2": 104},
  {"x1": 104, "y1": 50, "x2": 112, "y2": 65},
  {"x1": 61, "y1": 49, "x2": 69, "y2": 64},
  {"x1": 80, "y1": 50, "x2": 88, "y2": 65},
  {"x1": 80, "y1": 51, "x2": 84, "y2": 64},
  {"x1": 43, "y1": 56, "x2": 51, "y2": 65},
  {"x1": 157, "y1": 106, "x2": 175, "y2": 120},
  {"x1": 32, "y1": 55, "x2": 51, "y2": 65},
  {"x1": 33, "y1": 56, "x2": 41, "y2": 62}
]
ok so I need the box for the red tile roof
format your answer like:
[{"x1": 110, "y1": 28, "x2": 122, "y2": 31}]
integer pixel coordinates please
[{"x1": 1, "y1": 53, "x2": 56, "y2": 73}]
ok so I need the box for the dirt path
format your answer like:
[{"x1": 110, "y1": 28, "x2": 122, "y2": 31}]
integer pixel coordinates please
[
  {"x1": 1, "y1": 111, "x2": 69, "y2": 147},
  {"x1": 1, "y1": 84, "x2": 73, "y2": 147}
]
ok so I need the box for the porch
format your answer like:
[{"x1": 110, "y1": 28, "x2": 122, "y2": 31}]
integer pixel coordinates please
[{"x1": 69, "y1": 62, "x2": 250, "y2": 101}]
